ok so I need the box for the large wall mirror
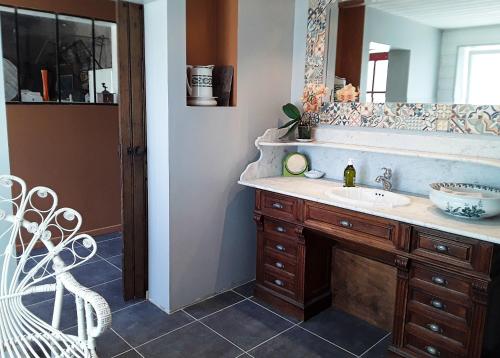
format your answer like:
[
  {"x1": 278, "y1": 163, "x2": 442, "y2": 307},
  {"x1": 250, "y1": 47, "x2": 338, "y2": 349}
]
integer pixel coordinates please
[{"x1": 323, "y1": 0, "x2": 500, "y2": 106}]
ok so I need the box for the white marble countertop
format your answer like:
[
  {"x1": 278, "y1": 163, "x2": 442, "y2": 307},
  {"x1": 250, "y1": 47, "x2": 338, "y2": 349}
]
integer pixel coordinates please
[{"x1": 239, "y1": 177, "x2": 500, "y2": 245}]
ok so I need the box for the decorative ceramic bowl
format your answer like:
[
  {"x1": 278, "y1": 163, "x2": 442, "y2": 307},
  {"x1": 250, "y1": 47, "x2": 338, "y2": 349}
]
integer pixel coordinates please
[{"x1": 429, "y1": 183, "x2": 500, "y2": 219}]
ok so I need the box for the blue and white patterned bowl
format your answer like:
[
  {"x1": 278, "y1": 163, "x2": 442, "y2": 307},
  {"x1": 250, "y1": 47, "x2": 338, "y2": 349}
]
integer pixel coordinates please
[{"x1": 429, "y1": 183, "x2": 500, "y2": 219}]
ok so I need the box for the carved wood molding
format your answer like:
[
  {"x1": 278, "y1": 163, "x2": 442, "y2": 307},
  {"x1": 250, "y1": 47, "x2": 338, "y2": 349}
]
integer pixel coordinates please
[
  {"x1": 472, "y1": 280, "x2": 490, "y2": 304},
  {"x1": 295, "y1": 225, "x2": 306, "y2": 244},
  {"x1": 253, "y1": 212, "x2": 264, "y2": 231}
]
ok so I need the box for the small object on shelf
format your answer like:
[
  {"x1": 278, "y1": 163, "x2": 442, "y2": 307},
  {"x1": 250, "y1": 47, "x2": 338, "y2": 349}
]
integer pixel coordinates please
[
  {"x1": 304, "y1": 170, "x2": 325, "y2": 179},
  {"x1": 97, "y1": 83, "x2": 114, "y2": 104},
  {"x1": 187, "y1": 65, "x2": 218, "y2": 106},
  {"x1": 41, "y1": 69, "x2": 49, "y2": 101},
  {"x1": 213, "y1": 66, "x2": 234, "y2": 106},
  {"x1": 20, "y1": 90, "x2": 43, "y2": 102},
  {"x1": 343, "y1": 159, "x2": 356, "y2": 187},
  {"x1": 283, "y1": 153, "x2": 309, "y2": 177},
  {"x1": 429, "y1": 183, "x2": 500, "y2": 219}
]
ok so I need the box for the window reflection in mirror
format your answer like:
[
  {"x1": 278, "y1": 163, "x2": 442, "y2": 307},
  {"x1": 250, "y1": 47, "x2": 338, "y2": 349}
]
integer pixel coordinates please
[{"x1": 325, "y1": 0, "x2": 500, "y2": 106}]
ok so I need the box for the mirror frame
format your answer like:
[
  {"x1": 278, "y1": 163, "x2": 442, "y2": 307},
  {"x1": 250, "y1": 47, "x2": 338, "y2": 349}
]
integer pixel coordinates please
[{"x1": 305, "y1": 0, "x2": 500, "y2": 136}]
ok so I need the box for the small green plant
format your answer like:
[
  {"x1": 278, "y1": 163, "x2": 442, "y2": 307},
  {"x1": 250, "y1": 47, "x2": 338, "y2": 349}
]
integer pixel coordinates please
[{"x1": 279, "y1": 103, "x2": 303, "y2": 138}]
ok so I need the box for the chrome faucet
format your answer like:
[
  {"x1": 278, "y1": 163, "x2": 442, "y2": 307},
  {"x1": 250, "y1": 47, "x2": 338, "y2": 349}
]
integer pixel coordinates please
[{"x1": 375, "y1": 168, "x2": 393, "y2": 191}]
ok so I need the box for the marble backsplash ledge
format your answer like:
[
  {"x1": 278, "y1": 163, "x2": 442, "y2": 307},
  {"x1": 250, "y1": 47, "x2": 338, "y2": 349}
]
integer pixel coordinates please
[{"x1": 318, "y1": 102, "x2": 500, "y2": 136}]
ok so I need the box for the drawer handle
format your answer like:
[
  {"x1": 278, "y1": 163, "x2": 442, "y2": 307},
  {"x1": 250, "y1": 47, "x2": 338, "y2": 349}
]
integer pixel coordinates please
[
  {"x1": 274, "y1": 279, "x2": 284, "y2": 287},
  {"x1": 426, "y1": 323, "x2": 443, "y2": 334},
  {"x1": 431, "y1": 276, "x2": 447, "y2": 286},
  {"x1": 339, "y1": 220, "x2": 352, "y2": 228},
  {"x1": 434, "y1": 244, "x2": 449, "y2": 254},
  {"x1": 275, "y1": 244, "x2": 286, "y2": 252},
  {"x1": 272, "y1": 202, "x2": 284, "y2": 209},
  {"x1": 275, "y1": 262, "x2": 285, "y2": 269},
  {"x1": 430, "y1": 298, "x2": 446, "y2": 310},
  {"x1": 276, "y1": 226, "x2": 286, "y2": 233},
  {"x1": 425, "y1": 346, "x2": 440, "y2": 356}
]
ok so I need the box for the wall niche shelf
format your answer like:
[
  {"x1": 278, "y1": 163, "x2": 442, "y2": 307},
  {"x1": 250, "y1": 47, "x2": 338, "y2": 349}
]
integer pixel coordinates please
[{"x1": 186, "y1": 0, "x2": 238, "y2": 107}]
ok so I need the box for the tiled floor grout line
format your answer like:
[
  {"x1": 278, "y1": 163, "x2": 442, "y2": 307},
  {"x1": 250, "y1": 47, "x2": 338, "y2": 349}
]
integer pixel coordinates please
[
  {"x1": 96, "y1": 253, "x2": 122, "y2": 272},
  {"x1": 245, "y1": 296, "x2": 300, "y2": 325},
  {"x1": 110, "y1": 327, "x2": 145, "y2": 358},
  {"x1": 133, "y1": 320, "x2": 199, "y2": 350},
  {"x1": 182, "y1": 309, "x2": 249, "y2": 357},
  {"x1": 242, "y1": 323, "x2": 299, "y2": 356},
  {"x1": 297, "y1": 325, "x2": 358, "y2": 357},
  {"x1": 193, "y1": 297, "x2": 250, "y2": 321},
  {"x1": 75, "y1": 239, "x2": 123, "y2": 272},
  {"x1": 358, "y1": 331, "x2": 392, "y2": 357},
  {"x1": 25, "y1": 276, "x2": 123, "y2": 308}
]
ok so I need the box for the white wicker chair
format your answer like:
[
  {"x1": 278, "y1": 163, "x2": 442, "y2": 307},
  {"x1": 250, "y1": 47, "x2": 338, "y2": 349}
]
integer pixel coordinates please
[{"x1": 0, "y1": 175, "x2": 112, "y2": 357}]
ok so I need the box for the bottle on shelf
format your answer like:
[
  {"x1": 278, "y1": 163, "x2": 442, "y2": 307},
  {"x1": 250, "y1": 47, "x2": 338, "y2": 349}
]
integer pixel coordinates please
[{"x1": 343, "y1": 159, "x2": 356, "y2": 187}]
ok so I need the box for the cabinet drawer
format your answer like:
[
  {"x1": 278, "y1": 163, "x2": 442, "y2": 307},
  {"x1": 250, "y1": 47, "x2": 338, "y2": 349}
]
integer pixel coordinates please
[
  {"x1": 411, "y1": 264, "x2": 471, "y2": 296},
  {"x1": 407, "y1": 306, "x2": 468, "y2": 346},
  {"x1": 405, "y1": 329, "x2": 466, "y2": 358},
  {"x1": 410, "y1": 226, "x2": 491, "y2": 273},
  {"x1": 409, "y1": 289, "x2": 470, "y2": 323},
  {"x1": 264, "y1": 235, "x2": 298, "y2": 258},
  {"x1": 264, "y1": 250, "x2": 297, "y2": 277},
  {"x1": 261, "y1": 191, "x2": 300, "y2": 221},
  {"x1": 263, "y1": 218, "x2": 297, "y2": 238},
  {"x1": 304, "y1": 201, "x2": 397, "y2": 247},
  {"x1": 263, "y1": 269, "x2": 296, "y2": 298}
]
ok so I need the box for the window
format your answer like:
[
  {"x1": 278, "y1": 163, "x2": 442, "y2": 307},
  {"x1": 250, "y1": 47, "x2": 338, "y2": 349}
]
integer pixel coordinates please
[
  {"x1": 0, "y1": 6, "x2": 117, "y2": 104},
  {"x1": 366, "y1": 52, "x2": 388, "y2": 103},
  {"x1": 454, "y1": 45, "x2": 500, "y2": 105}
]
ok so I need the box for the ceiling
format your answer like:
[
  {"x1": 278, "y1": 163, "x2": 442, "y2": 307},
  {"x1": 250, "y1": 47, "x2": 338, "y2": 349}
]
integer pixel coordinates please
[{"x1": 366, "y1": 0, "x2": 500, "y2": 29}]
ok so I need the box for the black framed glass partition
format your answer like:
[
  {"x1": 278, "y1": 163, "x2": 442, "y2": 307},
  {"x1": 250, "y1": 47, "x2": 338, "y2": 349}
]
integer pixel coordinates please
[{"x1": 0, "y1": 6, "x2": 117, "y2": 104}]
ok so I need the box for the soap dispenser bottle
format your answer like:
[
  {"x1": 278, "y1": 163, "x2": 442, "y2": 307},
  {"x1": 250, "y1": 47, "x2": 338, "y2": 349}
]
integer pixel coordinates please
[{"x1": 344, "y1": 159, "x2": 356, "y2": 187}]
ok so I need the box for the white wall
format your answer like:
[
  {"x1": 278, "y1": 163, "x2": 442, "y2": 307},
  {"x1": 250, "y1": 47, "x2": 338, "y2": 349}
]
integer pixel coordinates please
[
  {"x1": 144, "y1": 0, "x2": 170, "y2": 311},
  {"x1": 145, "y1": 0, "x2": 295, "y2": 312},
  {"x1": 291, "y1": 0, "x2": 308, "y2": 105},
  {"x1": 360, "y1": 7, "x2": 441, "y2": 103},
  {"x1": 437, "y1": 25, "x2": 500, "y2": 103}
]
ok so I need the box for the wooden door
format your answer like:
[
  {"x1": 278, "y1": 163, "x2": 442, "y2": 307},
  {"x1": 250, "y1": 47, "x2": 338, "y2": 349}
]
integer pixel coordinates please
[{"x1": 117, "y1": 1, "x2": 148, "y2": 300}]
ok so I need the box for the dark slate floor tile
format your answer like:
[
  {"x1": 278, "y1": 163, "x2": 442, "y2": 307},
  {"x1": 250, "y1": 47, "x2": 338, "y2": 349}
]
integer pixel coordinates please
[
  {"x1": 92, "y1": 279, "x2": 143, "y2": 313},
  {"x1": 115, "y1": 349, "x2": 142, "y2": 358},
  {"x1": 94, "y1": 232, "x2": 123, "y2": 242},
  {"x1": 137, "y1": 321, "x2": 243, "y2": 358},
  {"x1": 250, "y1": 297, "x2": 302, "y2": 324},
  {"x1": 64, "y1": 326, "x2": 130, "y2": 358},
  {"x1": 22, "y1": 287, "x2": 57, "y2": 307},
  {"x1": 107, "y1": 254, "x2": 123, "y2": 270},
  {"x1": 233, "y1": 280, "x2": 255, "y2": 298},
  {"x1": 201, "y1": 300, "x2": 293, "y2": 351},
  {"x1": 96, "y1": 238, "x2": 123, "y2": 259},
  {"x1": 112, "y1": 301, "x2": 194, "y2": 347},
  {"x1": 70, "y1": 259, "x2": 121, "y2": 287},
  {"x1": 361, "y1": 334, "x2": 392, "y2": 357},
  {"x1": 300, "y1": 308, "x2": 388, "y2": 356},
  {"x1": 184, "y1": 291, "x2": 245, "y2": 319},
  {"x1": 28, "y1": 293, "x2": 78, "y2": 330},
  {"x1": 250, "y1": 326, "x2": 355, "y2": 358}
]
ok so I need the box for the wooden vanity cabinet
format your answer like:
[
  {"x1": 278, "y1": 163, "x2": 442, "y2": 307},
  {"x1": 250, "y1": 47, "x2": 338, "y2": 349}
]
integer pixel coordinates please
[{"x1": 252, "y1": 189, "x2": 500, "y2": 358}]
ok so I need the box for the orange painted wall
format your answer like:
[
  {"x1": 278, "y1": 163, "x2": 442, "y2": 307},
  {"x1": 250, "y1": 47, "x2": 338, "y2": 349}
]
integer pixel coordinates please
[
  {"x1": 7, "y1": 104, "x2": 122, "y2": 236},
  {"x1": 0, "y1": 0, "x2": 115, "y2": 21}
]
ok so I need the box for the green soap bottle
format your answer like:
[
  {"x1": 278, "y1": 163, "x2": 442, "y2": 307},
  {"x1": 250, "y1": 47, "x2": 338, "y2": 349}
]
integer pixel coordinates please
[{"x1": 343, "y1": 159, "x2": 356, "y2": 187}]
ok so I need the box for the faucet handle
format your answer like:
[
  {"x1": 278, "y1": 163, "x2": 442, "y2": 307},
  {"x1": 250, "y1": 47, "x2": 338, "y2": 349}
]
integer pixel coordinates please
[{"x1": 381, "y1": 167, "x2": 392, "y2": 179}]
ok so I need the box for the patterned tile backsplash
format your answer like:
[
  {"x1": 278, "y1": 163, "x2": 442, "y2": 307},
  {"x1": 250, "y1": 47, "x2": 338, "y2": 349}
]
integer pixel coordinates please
[{"x1": 319, "y1": 103, "x2": 500, "y2": 136}]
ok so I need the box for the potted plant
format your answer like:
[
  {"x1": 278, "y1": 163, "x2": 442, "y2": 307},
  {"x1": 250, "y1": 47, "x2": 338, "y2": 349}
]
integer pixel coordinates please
[{"x1": 279, "y1": 84, "x2": 328, "y2": 140}]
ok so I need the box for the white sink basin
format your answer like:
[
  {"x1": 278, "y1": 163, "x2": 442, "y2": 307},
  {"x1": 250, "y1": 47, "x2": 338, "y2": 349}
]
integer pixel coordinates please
[{"x1": 325, "y1": 187, "x2": 411, "y2": 208}]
